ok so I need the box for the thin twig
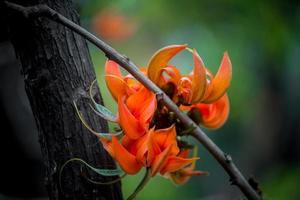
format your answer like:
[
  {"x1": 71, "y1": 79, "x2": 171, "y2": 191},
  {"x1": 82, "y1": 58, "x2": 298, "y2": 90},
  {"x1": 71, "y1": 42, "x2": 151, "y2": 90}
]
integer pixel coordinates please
[{"x1": 4, "y1": 2, "x2": 262, "y2": 200}]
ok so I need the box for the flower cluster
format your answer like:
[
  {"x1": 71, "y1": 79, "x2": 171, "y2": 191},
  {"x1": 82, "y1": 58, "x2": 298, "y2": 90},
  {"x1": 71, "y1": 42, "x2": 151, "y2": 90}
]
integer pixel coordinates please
[
  {"x1": 98, "y1": 44, "x2": 232, "y2": 185},
  {"x1": 148, "y1": 45, "x2": 231, "y2": 129},
  {"x1": 101, "y1": 60, "x2": 202, "y2": 183}
]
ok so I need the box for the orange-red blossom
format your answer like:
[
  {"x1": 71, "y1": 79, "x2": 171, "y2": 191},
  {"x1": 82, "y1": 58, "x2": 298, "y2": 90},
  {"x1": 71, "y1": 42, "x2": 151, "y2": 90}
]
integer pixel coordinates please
[
  {"x1": 147, "y1": 44, "x2": 232, "y2": 129},
  {"x1": 167, "y1": 149, "x2": 208, "y2": 185},
  {"x1": 101, "y1": 125, "x2": 202, "y2": 181},
  {"x1": 104, "y1": 59, "x2": 203, "y2": 183},
  {"x1": 105, "y1": 60, "x2": 156, "y2": 139},
  {"x1": 101, "y1": 44, "x2": 232, "y2": 184}
]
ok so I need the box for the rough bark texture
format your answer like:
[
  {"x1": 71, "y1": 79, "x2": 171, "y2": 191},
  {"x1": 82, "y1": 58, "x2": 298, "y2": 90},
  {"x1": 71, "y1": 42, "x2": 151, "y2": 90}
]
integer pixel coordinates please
[{"x1": 6, "y1": 0, "x2": 123, "y2": 199}]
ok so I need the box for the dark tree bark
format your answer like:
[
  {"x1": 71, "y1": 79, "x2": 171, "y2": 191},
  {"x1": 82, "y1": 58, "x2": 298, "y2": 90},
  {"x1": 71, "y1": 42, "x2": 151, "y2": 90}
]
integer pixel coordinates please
[{"x1": 4, "y1": 0, "x2": 123, "y2": 199}]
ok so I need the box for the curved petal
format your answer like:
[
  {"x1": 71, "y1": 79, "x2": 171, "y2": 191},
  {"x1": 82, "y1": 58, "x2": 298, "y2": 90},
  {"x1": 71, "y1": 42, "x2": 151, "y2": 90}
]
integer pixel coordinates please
[
  {"x1": 105, "y1": 60, "x2": 123, "y2": 78},
  {"x1": 147, "y1": 44, "x2": 187, "y2": 84},
  {"x1": 203, "y1": 52, "x2": 232, "y2": 103},
  {"x1": 156, "y1": 65, "x2": 181, "y2": 87},
  {"x1": 178, "y1": 149, "x2": 190, "y2": 158},
  {"x1": 153, "y1": 125, "x2": 179, "y2": 155},
  {"x1": 177, "y1": 77, "x2": 192, "y2": 103},
  {"x1": 161, "y1": 65, "x2": 181, "y2": 85},
  {"x1": 195, "y1": 93, "x2": 230, "y2": 129},
  {"x1": 160, "y1": 156, "x2": 199, "y2": 175},
  {"x1": 126, "y1": 87, "x2": 157, "y2": 128},
  {"x1": 124, "y1": 76, "x2": 141, "y2": 92},
  {"x1": 135, "y1": 128, "x2": 161, "y2": 167},
  {"x1": 111, "y1": 136, "x2": 142, "y2": 174},
  {"x1": 132, "y1": 135, "x2": 148, "y2": 166},
  {"x1": 122, "y1": 135, "x2": 145, "y2": 156},
  {"x1": 139, "y1": 92, "x2": 157, "y2": 127},
  {"x1": 118, "y1": 96, "x2": 146, "y2": 139},
  {"x1": 99, "y1": 137, "x2": 114, "y2": 156},
  {"x1": 151, "y1": 143, "x2": 173, "y2": 177},
  {"x1": 105, "y1": 75, "x2": 133, "y2": 101},
  {"x1": 189, "y1": 49, "x2": 207, "y2": 104},
  {"x1": 147, "y1": 128, "x2": 161, "y2": 166},
  {"x1": 170, "y1": 169, "x2": 208, "y2": 185}
]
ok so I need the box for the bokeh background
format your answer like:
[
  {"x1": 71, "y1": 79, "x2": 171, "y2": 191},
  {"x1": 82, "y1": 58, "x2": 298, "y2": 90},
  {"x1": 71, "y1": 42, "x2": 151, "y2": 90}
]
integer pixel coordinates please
[{"x1": 0, "y1": 0, "x2": 299, "y2": 199}]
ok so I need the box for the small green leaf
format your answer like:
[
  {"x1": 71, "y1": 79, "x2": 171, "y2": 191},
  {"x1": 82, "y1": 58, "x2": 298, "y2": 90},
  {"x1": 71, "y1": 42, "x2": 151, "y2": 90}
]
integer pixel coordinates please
[
  {"x1": 95, "y1": 131, "x2": 123, "y2": 140},
  {"x1": 90, "y1": 103, "x2": 118, "y2": 122},
  {"x1": 59, "y1": 158, "x2": 125, "y2": 191},
  {"x1": 61, "y1": 158, "x2": 124, "y2": 178},
  {"x1": 92, "y1": 168, "x2": 123, "y2": 176},
  {"x1": 88, "y1": 79, "x2": 118, "y2": 122}
]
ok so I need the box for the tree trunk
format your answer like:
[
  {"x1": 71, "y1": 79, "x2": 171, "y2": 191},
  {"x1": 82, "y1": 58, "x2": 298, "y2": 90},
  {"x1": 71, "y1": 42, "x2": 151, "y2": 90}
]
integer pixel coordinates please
[{"x1": 6, "y1": 0, "x2": 123, "y2": 199}]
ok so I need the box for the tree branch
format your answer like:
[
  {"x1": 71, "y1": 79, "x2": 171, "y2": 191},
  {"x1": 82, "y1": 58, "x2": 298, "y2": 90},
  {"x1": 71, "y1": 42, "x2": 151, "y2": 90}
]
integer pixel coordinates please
[{"x1": 4, "y1": 1, "x2": 261, "y2": 200}]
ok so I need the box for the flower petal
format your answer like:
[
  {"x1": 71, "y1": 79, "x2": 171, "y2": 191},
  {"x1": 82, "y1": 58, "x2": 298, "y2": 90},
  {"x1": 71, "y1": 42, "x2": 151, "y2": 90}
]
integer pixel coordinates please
[
  {"x1": 160, "y1": 156, "x2": 199, "y2": 175},
  {"x1": 126, "y1": 87, "x2": 156, "y2": 128},
  {"x1": 153, "y1": 125, "x2": 179, "y2": 155},
  {"x1": 105, "y1": 60, "x2": 123, "y2": 78},
  {"x1": 189, "y1": 49, "x2": 207, "y2": 104},
  {"x1": 118, "y1": 96, "x2": 146, "y2": 139},
  {"x1": 146, "y1": 128, "x2": 161, "y2": 166},
  {"x1": 160, "y1": 65, "x2": 181, "y2": 85},
  {"x1": 105, "y1": 74, "x2": 132, "y2": 101},
  {"x1": 151, "y1": 143, "x2": 173, "y2": 177},
  {"x1": 105, "y1": 60, "x2": 135, "y2": 100},
  {"x1": 135, "y1": 128, "x2": 161, "y2": 167},
  {"x1": 177, "y1": 77, "x2": 192, "y2": 103},
  {"x1": 178, "y1": 149, "x2": 190, "y2": 158},
  {"x1": 111, "y1": 136, "x2": 142, "y2": 174},
  {"x1": 122, "y1": 135, "x2": 140, "y2": 155},
  {"x1": 99, "y1": 137, "x2": 114, "y2": 156},
  {"x1": 155, "y1": 65, "x2": 181, "y2": 87},
  {"x1": 170, "y1": 169, "x2": 208, "y2": 185},
  {"x1": 147, "y1": 44, "x2": 187, "y2": 84},
  {"x1": 203, "y1": 52, "x2": 232, "y2": 103},
  {"x1": 195, "y1": 93, "x2": 230, "y2": 129}
]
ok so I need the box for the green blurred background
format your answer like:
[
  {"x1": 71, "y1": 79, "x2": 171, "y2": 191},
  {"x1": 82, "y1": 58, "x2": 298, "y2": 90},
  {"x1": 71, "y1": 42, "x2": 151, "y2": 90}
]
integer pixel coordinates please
[{"x1": 79, "y1": 0, "x2": 300, "y2": 199}]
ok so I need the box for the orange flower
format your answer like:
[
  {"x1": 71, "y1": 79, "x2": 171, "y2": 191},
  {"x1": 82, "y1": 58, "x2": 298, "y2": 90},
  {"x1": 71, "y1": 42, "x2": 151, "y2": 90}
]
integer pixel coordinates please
[
  {"x1": 167, "y1": 149, "x2": 208, "y2": 185},
  {"x1": 188, "y1": 94, "x2": 230, "y2": 129},
  {"x1": 105, "y1": 60, "x2": 141, "y2": 100},
  {"x1": 105, "y1": 60, "x2": 156, "y2": 139},
  {"x1": 147, "y1": 45, "x2": 232, "y2": 105},
  {"x1": 100, "y1": 125, "x2": 199, "y2": 176},
  {"x1": 92, "y1": 8, "x2": 137, "y2": 42}
]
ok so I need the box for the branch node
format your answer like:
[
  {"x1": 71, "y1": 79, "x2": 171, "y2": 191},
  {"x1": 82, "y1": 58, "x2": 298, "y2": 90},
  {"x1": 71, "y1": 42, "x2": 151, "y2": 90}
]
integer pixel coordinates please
[
  {"x1": 180, "y1": 123, "x2": 197, "y2": 135},
  {"x1": 156, "y1": 92, "x2": 164, "y2": 102},
  {"x1": 248, "y1": 177, "x2": 263, "y2": 197},
  {"x1": 224, "y1": 153, "x2": 232, "y2": 163}
]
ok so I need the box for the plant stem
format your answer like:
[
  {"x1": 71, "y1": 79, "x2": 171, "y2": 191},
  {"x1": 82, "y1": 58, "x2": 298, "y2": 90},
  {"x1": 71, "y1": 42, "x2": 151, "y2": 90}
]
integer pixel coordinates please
[
  {"x1": 4, "y1": 2, "x2": 262, "y2": 199},
  {"x1": 127, "y1": 168, "x2": 152, "y2": 200}
]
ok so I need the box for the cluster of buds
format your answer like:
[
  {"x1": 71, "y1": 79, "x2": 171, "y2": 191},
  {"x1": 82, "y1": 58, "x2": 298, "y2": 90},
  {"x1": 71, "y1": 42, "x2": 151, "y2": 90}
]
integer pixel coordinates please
[{"x1": 97, "y1": 44, "x2": 232, "y2": 185}]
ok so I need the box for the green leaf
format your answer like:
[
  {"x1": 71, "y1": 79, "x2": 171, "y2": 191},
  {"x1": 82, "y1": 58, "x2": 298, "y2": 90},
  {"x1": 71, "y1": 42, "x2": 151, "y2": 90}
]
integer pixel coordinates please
[
  {"x1": 83, "y1": 161, "x2": 124, "y2": 176},
  {"x1": 95, "y1": 131, "x2": 123, "y2": 140},
  {"x1": 59, "y1": 158, "x2": 125, "y2": 191},
  {"x1": 61, "y1": 158, "x2": 124, "y2": 177},
  {"x1": 90, "y1": 103, "x2": 118, "y2": 122},
  {"x1": 92, "y1": 167, "x2": 123, "y2": 176}
]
